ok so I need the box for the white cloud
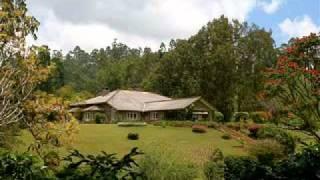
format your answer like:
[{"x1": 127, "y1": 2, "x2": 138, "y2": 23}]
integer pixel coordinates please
[
  {"x1": 26, "y1": 0, "x2": 259, "y2": 53},
  {"x1": 279, "y1": 15, "x2": 320, "y2": 38},
  {"x1": 258, "y1": 0, "x2": 284, "y2": 14}
]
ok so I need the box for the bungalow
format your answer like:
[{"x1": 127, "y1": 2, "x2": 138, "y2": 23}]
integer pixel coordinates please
[{"x1": 69, "y1": 90, "x2": 215, "y2": 122}]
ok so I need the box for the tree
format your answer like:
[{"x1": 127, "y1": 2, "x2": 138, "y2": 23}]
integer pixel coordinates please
[
  {"x1": 0, "y1": 0, "x2": 43, "y2": 128},
  {"x1": 0, "y1": 0, "x2": 79, "y2": 156},
  {"x1": 265, "y1": 33, "x2": 320, "y2": 142}
]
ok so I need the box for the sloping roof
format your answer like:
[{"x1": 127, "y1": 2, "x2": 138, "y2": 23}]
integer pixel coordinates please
[
  {"x1": 143, "y1": 97, "x2": 201, "y2": 111},
  {"x1": 107, "y1": 90, "x2": 171, "y2": 111},
  {"x1": 70, "y1": 90, "x2": 212, "y2": 112},
  {"x1": 83, "y1": 105, "x2": 104, "y2": 112},
  {"x1": 68, "y1": 107, "x2": 81, "y2": 113},
  {"x1": 70, "y1": 90, "x2": 118, "y2": 106}
]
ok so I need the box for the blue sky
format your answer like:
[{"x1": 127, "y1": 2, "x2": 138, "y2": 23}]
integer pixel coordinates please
[
  {"x1": 28, "y1": 0, "x2": 320, "y2": 52},
  {"x1": 247, "y1": 0, "x2": 320, "y2": 46}
]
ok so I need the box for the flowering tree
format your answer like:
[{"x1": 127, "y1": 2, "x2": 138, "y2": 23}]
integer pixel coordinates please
[{"x1": 265, "y1": 33, "x2": 320, "y2": 141}]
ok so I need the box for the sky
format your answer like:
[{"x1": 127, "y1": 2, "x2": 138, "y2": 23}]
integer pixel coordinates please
[{"x1": 26, "y1": 0, "x2": 320, "y2": 53}]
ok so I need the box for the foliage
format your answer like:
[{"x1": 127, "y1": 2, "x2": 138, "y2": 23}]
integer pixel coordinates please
[
  {"x1": 0, "y1": 152, "x2": 50, "y2": 179},
  {"x1": 117, "y1": 122, "x2": 147, "y2": 127},
  {"x1": 214, "y1": 112, "x2": 224, "y2": 122},
  {"x1": 273, "y1": 143, "x2": 320, "y2": 179},
  {"x1": 139, "y1": 145, "x2": 198, "y2": 180},
  {"x1": 249, "y1": 111, "x2": 271, "y2": 123},
  {"x1": 152, "y1": 120, "x2": 220, "y2": 129},
  {"x1": 224, "y1": 156, "x2": 274, "y2": 180},
  {"x1": 192, "y1": 125, "x2": 207, "y2": 133},
  {"x1": 43, "y1": 151, "x2": 60, "y2": 170},
  {"x1": 257, "y1": 126, "x2": 296, "y2": 154},
  {"x1": 224, "y1": 143, "x2": 320, "y2": 180},
  {"x1": 203, "y1": 149, "x2": 224, "y2": 180},
  {"x1": 221, "y1": 133, "x2": 231, "y2": 140},
  {"x1": 248, "y1": 139, "x2": 285, "y2": 164},
  {"x1": 95, "y1": 113, "x2": 106, "y2": 124},
  {"x1": 57, "y1": 148, "x2": 143, "y2": 179},
  {"x1": 23, "y1": 92, "x2": 80, "y2": 158},
  {"x1": 127, "y1": 133, "x2": 139, "y2": 140},
  {"x1": 232, "y1": 112, "x2": 249, "y2": 121},
  {"x1": 264, "y1": 33, "x2": 320, "y2": 141}
]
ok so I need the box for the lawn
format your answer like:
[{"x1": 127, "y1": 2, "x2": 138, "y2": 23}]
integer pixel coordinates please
[{"x1": 17, "y1": 124, "x2": 246, "y2": 164}]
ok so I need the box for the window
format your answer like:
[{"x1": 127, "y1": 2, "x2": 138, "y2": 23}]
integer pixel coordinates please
[
  {"x1": 150, "y1": 112, "x2": 159, "y2": 120},
  {"x1": 127, "y1": 112, "x2": 138, "y2": 121},
  {"x1": 83, "y1": 112, "x2": 95, "y2": 121}
]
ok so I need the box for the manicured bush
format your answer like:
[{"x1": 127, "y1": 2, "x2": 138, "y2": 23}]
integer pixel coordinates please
[
  {"x1": 214, "y1": 112, "x2": 224, "y2": 122},
  {"x1": 127, "y1": 133, "x2": 139, "y2": 140},
  {"x1": 248, "y1": 124, "x2": 262, "y2": 138},
  {"x1": 248, "y1": 139, "x2": 285, "y2": 164},
  {"x1": 139, "y1": 146, "x2": 198, "y2": 180},
  {"x1": 192, "y1": 125, "x2": 207, "y2": 133},
  {"x1": 233, "y1": 112, "x2": 249, "y2": 121},
  {"x1": 152, "y1": 121, "x2": 220, "y2": 129},
  {"x1": 257, "y1": 126, "x2": 296, "y2": 154},
  {"x1": 117, "y1": 122, "x2": 147, "y2": 127},
  {"x1": 221, "y1": 133, "x2": 231, "y2": 140}
]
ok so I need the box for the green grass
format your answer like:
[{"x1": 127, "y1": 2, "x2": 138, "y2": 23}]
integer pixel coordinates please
[{"x1": 17, "y1": 124, "x2": 246, "y2": 164}]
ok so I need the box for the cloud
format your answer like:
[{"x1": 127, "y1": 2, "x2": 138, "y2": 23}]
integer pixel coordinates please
[
  {"x1": 258, "y1": 0, "x2": 284, "y2": 14},
  {"x1": 279, "y1": 15, "x2": 320, "y2": 38},
  {"x1": 26, "y1": 0, "x2": 259, "y2": 52}
]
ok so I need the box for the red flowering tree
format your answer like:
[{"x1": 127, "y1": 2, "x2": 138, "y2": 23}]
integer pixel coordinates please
[{"x1": 265, "y1": 33, "x2": 320, "y2": 142}]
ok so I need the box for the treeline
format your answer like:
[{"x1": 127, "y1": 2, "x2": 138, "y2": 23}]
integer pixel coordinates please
[{"x1": 40, "y1": 16, "x2": 277, "y2": 120}]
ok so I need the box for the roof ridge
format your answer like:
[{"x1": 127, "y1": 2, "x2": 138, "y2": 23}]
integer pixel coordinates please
[
  {"x1": 145, "y1": 96, "x2": 201, "y2": 104},
  {"x1": 105, "y1": 89, "x2": 120, "y2": 103}
]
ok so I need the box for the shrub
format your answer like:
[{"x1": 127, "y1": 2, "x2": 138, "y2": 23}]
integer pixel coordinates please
[
  {"x1": 248, "y1": 124, "x2": 262, "y2": 138},
  {"x1": 192, "y1": 125, "x2": 207, "y2": 133},
  {"x1": 221, "y1": 133, "x2": 231, "y2": 140},
  {"x1": 257, "y1": 126, "x2": 296, "y2": 154},
  {"x1": 214, "y1": 112, "x2": 224, "y2": 122},
  {"x1": 233, "y1": 112, "x2": 249, "y2": 121},
  {"x1": 153, "y1": 121, "x2": 220, "y2": 129},
  {"x1": 57, "y1": 148, "x2": 143, "y2": 179},
  {"x1": 95, "y1": 114, "x2": 105, "y2": 124},
  {"x1": 139, "y1": 146, "x2": 198, "y2": 180},
  {"x1": 127, "y1": 133, "x2": 139, "y2": 140},
  {"x1": 117, "y1": 122, "x2": 147, "y2": 127},
  {"x1": 224, "y1": 155, "x2": 276, "y2": 179},
  {"x1": 203, "y1": 149, "x2": 224, "y2": 180},
  {"x1": 0, "y1": 152, "x2": 49, "y2": 179},
  {"x1": 224, "y1": 143, "x2": 320, "y2": 180},
  {"x1": 248, "y1": 139, "x2": 285, "y2": 164}
]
